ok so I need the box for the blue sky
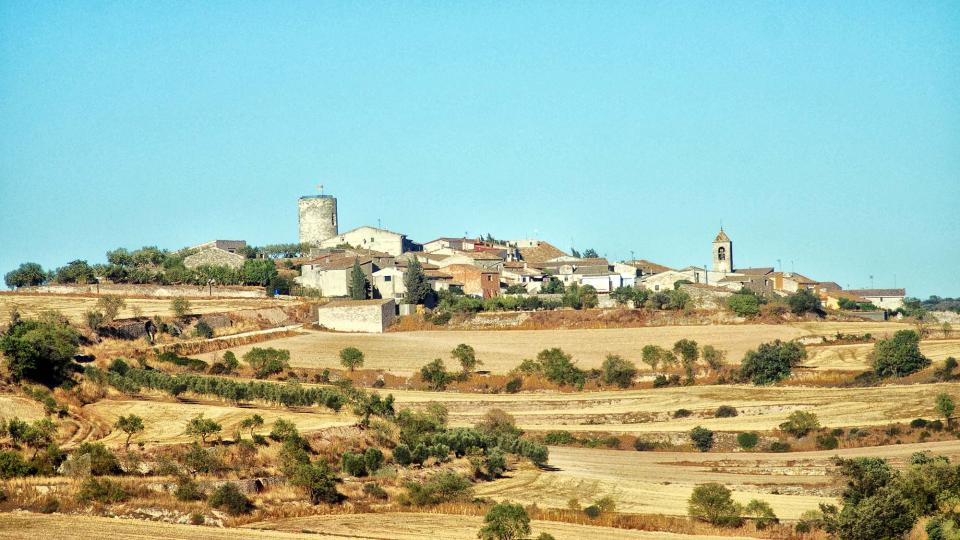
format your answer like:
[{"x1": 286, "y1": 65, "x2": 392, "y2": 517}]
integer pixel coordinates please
[{"x1": 1, "y1": 1, "x2": 958, "y2": 297}]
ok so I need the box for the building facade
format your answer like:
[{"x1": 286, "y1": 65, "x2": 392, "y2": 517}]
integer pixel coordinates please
[
  {"x1": 712, "y1": 228, "x2": 733, "y2": 273},
  {"x1": 298, "y1": 195, "x2": 338, "y2": 246}
]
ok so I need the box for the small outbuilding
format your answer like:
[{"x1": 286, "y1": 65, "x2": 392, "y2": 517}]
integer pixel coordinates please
[{"x1": 316, "y1": 298, "x2": 396, "y2": 333}]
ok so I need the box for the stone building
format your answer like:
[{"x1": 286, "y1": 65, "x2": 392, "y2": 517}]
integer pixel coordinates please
[
  {"x1": 712, "y1": 228, "x2": 733, "y2": 273},
  {"x1": 843, "y1": 288, "x2": 906, "y2": 310},
  {"x1": 319, "y1": 226, "x2": 419, "y2": 257},
  {"x1": 184, "y1": 247, "x2": 246, "y2": 270},
  {"x1": 299, "y1": 195, "x2": 338, "y2": 246},
  {"x1": 316, "y1": 298, "x2": 396, "y2": 333},
  {"x1": 296, "y1": 255, "x2": 375, "y2": 297},
  {"x1": 441, "y1": 264, "x2": 500, "y2": 298}
]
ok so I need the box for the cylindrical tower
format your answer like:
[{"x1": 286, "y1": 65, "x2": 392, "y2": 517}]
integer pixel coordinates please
[{"x1": 298, "y1": 195, "x2": 338, "y2": 246}]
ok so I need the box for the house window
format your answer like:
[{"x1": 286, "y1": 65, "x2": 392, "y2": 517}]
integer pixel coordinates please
[
  {"x1": 655, "y1": 285, "x2": 660, "y2": 291},
  {"x1": 384, "y1": 276, "x2": 392, "y2": 282},
  {"x1": 717, "y1": 247, "x2": 726, "y2": 261}
]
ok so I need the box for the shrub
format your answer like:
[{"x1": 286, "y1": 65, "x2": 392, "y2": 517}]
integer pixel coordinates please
[
  {"x1": 910, "y1": 418, "x2": 929, "y2": 429},
  {"x1": 182, "y1": 442, "x2": 223, "y2": 474},
  {"x1": 0, "y1": 315, "x2": 80, "y2": 386},
  {"x1": 870, "y1": 330, "x2": 930, "y2": 378},
  {"x1": 504, "y1": 377, "x2": 523, "y2": 393},
  {"x1": 39, "y1": 496, "x2": 60, "y2": 513},
  {"x1": 404, "y1": 471, "x2": 472, "y2": 506},
  {"x1": 600, "y1": 354, "x2": 637, "y2": 388},
  {"x1": 208, "y1": 483, "x2": 253, "y2": 515},
  {"x1": 419, "y1": 359, "x2": 454, "y2": 391},
  {"x1": 536, "y1": 348, "x2": 586, "y2": 389},
  {"x1": 108, "y1": 358, "x2": 130, "y2": 375},
  {"x1": 189, "y1": 513, "x2": 205, "y2": 525},
  {"x1": 363, "y1": 482, "x2": 388, "y2": 500},
  {"x1": 740, "y1": 340, "x2": 807, "y2": 384},
  {"x1": 816, "y1": 434, "x2": 839, "y2": 450},
  {"x1": 768, "y1": 441, "x2": 791, "y2": 452},
  {"x1": 779, "y1": 411, "x2": 821, "y2": 438},
  {"x1": 74, "y1": 442, "x2": 121, "y2": 475},
  {"x1": 787, "y1": 289, "x2": 822, "y2": 315},
  {"x1": 341, "y1": 452, "x2": 368, "y2": 477},
  {"x1": 673, "y1": 408, "x2": 692, "y2": 418},
  {"x1": 727, "y1": 293, "x2": 761, "y2": 317},
  {"x1": 77, "y1": 478, "x2": 128, "y2": 503},
  {"x1": 652, "y1": 374, "x2": 670, "y2": 388},
  {"x1": 0, "y1": 450, "x2": 32, "y2": 479},
  {"x1": 736, "y1": 432, "x2": 759, "y2": 450},
  {"x1": 690, "y1": 426, "x2": 714, "y2": 452},
  {"x1": 478, "y1": 501, "x2": 531, "y2": 540},
  {"x1": 688, "y1": 483, "x2": 742, "y2": 526},
  {"x1": 194, "y1": 321, "x2": 214, "y2": 339},
  {"x1": 583, "y1": 505, "x2": 601, "y2": 518},
  {"x1": 174, "y1": 477, "x2": 206, "y2": 501},
  {"x1": 289, "y1": 459, "x2": 341, "y2": 504},
  {"x1": 714, "y1": 405, "x2": 738, "y2": 418},
  {"x1": 744, "y1": 499, "x2": 778, "y2": 529},
  {"x1": 364, "y1": 447, "x2": 384, "y2": 472},
  {"x1": 543, "y1": 431, "x2": 575, "y2": 445},
  {"x1": 634, "y1": 438, "x2": 658, "y2": 451},
  {"x1": 393, "y1": 444, "x2": 412, "y2": 466},
  {"x1": 243, "y1": 347, "x2": 290, "y2": 378}
]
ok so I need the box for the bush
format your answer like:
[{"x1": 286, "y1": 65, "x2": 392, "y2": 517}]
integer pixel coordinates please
[
  {"x1": 714, "y1": 405, "x2": 738, "y2": 418},
  {"x1": 0, "y1": 315, "x2": 80, "y2": 386},
  {"x1": 0, "y1": 450, "x2": 32, "y2": 479},
  {"x1": 744, "y1": 499, "x2": 778, "y2": 529},
  {"x1": 633, "y1": 438, "x2": 658, "y2": 451},
  {"x1": 404, "y1": 471, "x2": 472, "y2": 506},
  {"x1": 76, "y1": 477, "x2": 128, "y2": 503},
  {"x1": 779, "y1": 411, "x2": 821, "y2": 438},
  {"x1": 193, "y1": 321, "x2": 214, "y2": 339},
  {"x1": 174, "y1": 477, "x2": 206, "y2": 501},
  {"x1": 504, "y1": 377, "x2": 522, "y2": 393},
  {"x1": 420, "y1": 359, "x2": 454, "y2": 391},
  {"x1": 393, "y1": 444, "x2": 412, "y2": 466},
  {"x1": 536, "y1": 348, "x2": 586, "y2": 389},
  {"x1": 543, "y1": 431, "x2": 575, "y2": 445},
  {"x1": 243, "y1": 347, "x2": 290, "y2": 379},
  {"x1": 478, "y1": 501, "x2": 531, "y2": 540},
  {"x1": 583, "y1": 505, "x2": 601, "y2": 518},
  {"x1": 208, "y1": 483, "x2": 253, "y2": 515},
  {"x1": 673, "y1": 408, "x2": 692, "y2": 418},
  {"x1": 727, "y1": 293, "x2": 761, "y2": 317},
  {"x1": 341, "y1": 452, "x2": 368, "y2": 477},
  {"x1": 688, "y1": 483, "x2": 742, "y2": 526},
  {"x1": 363, "y1": 481, "x2": 389, "y2": 500},
  {"x1": 39, "y1": 496, "x2": 60, "y2": 513},
  {"x1": 768, "y1": 441, "x2": 791, "y2": 452},
  {"x1": 600, "y1": 354, "x2": 637, "y2": 388},
  {"x1": 690, "y1": 426, "x2": 714, "y2": 452},
  {"x1": 108, "y1": 358, "x2": 130, "y2": 375},
  {"x1": 816, "y1": 434, "x2": 839, "y2": 450},
  {"x1": 870, "y1": 330, "x2": 930, "y2": 378},
  {"x1": 787, "y1": 289, "x2": 822, "y2": 315},
  {"x1": 736, "y1": 432, "x2": 759, "y2": 450},
  {"x1": 740, "y1": 340, "x2": 807, "y2": 385},
  {"x1": 289, "y1": 459, "x2": 341, "y2": 504},
  {"x1": 74, "y1": 442, "x2": 121, "y2": 475},
  {"x1": 364, "y1": 447, "x2": 384, "y2": 472}
]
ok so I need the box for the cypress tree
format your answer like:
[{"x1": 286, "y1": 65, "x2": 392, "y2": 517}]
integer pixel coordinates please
[
  {"x1": 403, "y1": 257, "x2": 430, "y2": 304},
  {"x1": 348, "y1": 259, "x2": 368, "y2": 300}
]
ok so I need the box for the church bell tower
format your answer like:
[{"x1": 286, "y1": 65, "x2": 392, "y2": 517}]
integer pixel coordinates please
[{"x1": 712, "y1": 228, "x2": 732, "y2": 273}]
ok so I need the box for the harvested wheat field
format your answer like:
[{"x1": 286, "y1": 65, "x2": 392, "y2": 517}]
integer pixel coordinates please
[
  {"x1": 245, "y1": 512, "x2": 758, "y2": 539},
  {"x1": 475, "y1": 440, "x2": 960, "y2": 520},
  {"x1": 0, "y1": 395, "x2": 45, "y2": 422},
  {"x1": 804, "y1": 338, "x2": 960, "y2": 370},
  {"x1": 0, "y1": 293, "x2": 287, "y2": 325},
  {"x1": 199, "y1": 321, "x2": 908, "y2": 375},
  {"x1": 83, "y1": 398, "x2": 354, "y2": 445},
  {"x1": 386, "y1": 382, "x2": 960, "y2": 433}
]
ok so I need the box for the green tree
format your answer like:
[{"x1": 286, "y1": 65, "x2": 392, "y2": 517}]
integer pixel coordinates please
[
  {"x1": 289, "y1": 459, "x2": 341, "y2": 504},
  {"x1": 727, "y1": 293, "x2": 760, "y2": 317},
  {"x1": 403, "y1": 257, "x2": 432, "y2": 304},
  {"x1": 540, "y1": 278, "x2": 564, "y2": 294},
  {"x1": 185, "y1": 414, "x2": 222, "y2": 444},
  {"x1": 114, "y1": 414, "x2": 144, "y2": 450},
  {"x1": 690, "y1": 426, "x2": 715, "y2": 452},
  {"x1": 600, "y1": 354, "x2": 637, "y2": 388},
  {"x1": 787, "y1": 289, "x2": 822, "y2": 315},
  {"x1": 420, "y1": 359, "x2": 453, "y2": 390},
  {"x1": 610, "y1": 286, "x2": 636, "y2": 306},
  {"x1": 243, "y1": 347, "x2": 290, "y2": 378},
  {"x1": 536, "y1": 348, "x2": 586, "y2": 389},
  {"x1": 170, "y1": 296, "x2": 191, "y2": 318},
  {"x1": 0, "y1": 315, "x2": 80, "y2": 386},
  {"x1": 688, "y1": 483, "x2": 742, "y2": 526},
  {"x1": 779, "y1": 410, "x2": 820, "y2": 438},
  {"x1": 239, "y1": 414, "x2": 264, "y2": 438},
  {"x1": 4, "y1": 263, "x2": 46, "y2": 289},
  {"x1": 936, "y1": 393, "x2": 955, "y2": 427},
  {"x1": 208, "y1": 483, "x2": 253, "y2": 515},
  {"x1": 478, "y1": 502, "x2": 531, "y2": 540},
  {"x1": 743, "y1": 499, "x2": 778, "y2": 529},
  {"x1": 53, "y1": 260, "x2": 95, "y2": 284},
  {"x1": 339, "y1": 347, "x2": 365, "y2": 371},
  {"x1": 701, "y1": 345, "x2": 725, "y2": 370},
  {"x1": 740, "y1": 340, "x2": 807, "y2": 384},
  {"x1": 240, "y1": 259, "x2": 278, "y2": 287},
  {"x1": 641, "y1": 344, "x2": 674, "y2": 371},
  {"x1": 870, "y1": 330, "x2": 930, "y2": 378},
  {"x1": 348, "y1": 259, "x2": 369, "y2": 300},
  {"x1": 96, "y1": 295, "x2": 126, "y2": 323},
  {"x1": 452, "y1": 343, "x2": 481, "y2": 374},
  {"x1": 736, "y1": 432, "x2": 759, "y2": 450}
]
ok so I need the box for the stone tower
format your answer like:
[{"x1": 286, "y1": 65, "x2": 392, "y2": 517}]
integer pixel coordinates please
[
  {"x1": 298, "y1": 195, "x2": 338, "y2": 246},
  {"x1": 712, "y1": 228, "x2": 732, "y2": 273}
]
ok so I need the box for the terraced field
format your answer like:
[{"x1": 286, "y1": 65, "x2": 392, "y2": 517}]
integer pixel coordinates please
[
  {"x1": 475, "y1": 440, "x2": 960, "y2": 520},
  {"x1": 804, "y1": 338, "x2": 960, "y2": 370},
  {"x1": 198, "y1": 321, "x2": 912, "y2": 375}
]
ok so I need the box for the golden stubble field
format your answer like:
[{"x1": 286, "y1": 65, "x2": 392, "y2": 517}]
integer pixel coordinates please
[
  {"x1": 0, "y1": 293, "x2": 286, "y2": 325},
  {"x1": 475, "y1": 440, "x2": 960, "y2": 520},
  {"x1": 386, "y1": 382, "x2": 960, "y2": 433},
  {"x1": 197, "y1": 321, "x2": 915, "y2": 375},
  {"x1": 0, "y1": 513, "x2": 760, "y2": 540},
  {"x1": 83, "y1": 398, "x2": 354, "y2": 445}
]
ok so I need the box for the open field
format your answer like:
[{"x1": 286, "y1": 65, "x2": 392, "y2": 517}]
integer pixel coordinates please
[
  {"x1": 83, "y1": 398, "x2": 354, "y2": 445},
  {"x1": 386, "y1": 382, "x2": 960, "y2": 433},
  {"x1": 0, "y1": 395, "x2": 45, "y2": 422},
  {"x1": 198, "y1": 321, "x2": 913, "y2": 375},
  {"x1": 0, "y1": 513, "x2": 759, "y2": 540},
  {"x1": 475, "y1": 440, "x2": 960, "y2": 520},
  {"x1": 0, "y1": 293, "x2": 287, "y2": 325},
  {"x1": 804, "y1": 338, "x2": 960, "y2": 370},
  {"x1": 246, "y1": 512, "x2": 759, "y2": 539}
]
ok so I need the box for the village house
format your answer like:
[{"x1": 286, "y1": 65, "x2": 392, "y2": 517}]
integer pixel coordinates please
[
  {"x1": 770, "y1": 272, "x2": 819, "y2": 294},
  {"x1": 537, "y1": 256, "x2": 611, "y2": 286},
  {"x1": 296, "y1": 255, "x2": 378, "y2": 297},
  {"x1": 440, "y1": 264, "x2": 500, "y2": 298},
  {"x1": 621, "y1": 259, "x2": 673, "y2": 277},
  {"x1": 821, "y1": 290, "x2": 873, "y2": 310},
  {"x1": 319, "y1": 225, "x2": 420, "y2": 257},
  {"x1": 316, "y1": 298, "x2": 396, "y2": 333},
  {"x1": 843, "y1": 288, "x2": 906, "y2": 310},
  {"x1": 183, "y1": 246, "x2": 246, "y2": 270}
]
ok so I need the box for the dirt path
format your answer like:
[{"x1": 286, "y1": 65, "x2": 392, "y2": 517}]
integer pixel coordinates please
[{"x1": 475, "y1": 440, "x2": 960, "y2": 520}]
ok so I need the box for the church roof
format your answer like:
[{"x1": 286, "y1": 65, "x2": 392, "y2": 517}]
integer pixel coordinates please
[{"x1": 714, "y1": 229, "x2": 731, "y2": 243}]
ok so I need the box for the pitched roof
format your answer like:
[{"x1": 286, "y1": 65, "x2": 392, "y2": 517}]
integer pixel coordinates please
[
  {"x1": 517, "y1": 241, "x2": 567, "y2": 264},
  {"x1": 542, "y1": 257, "x2": 609, "y2": 267},
  {"x1": 322, "y1": 298, "x2": 393, "y2": 308},
  {"x1": 735, "y1": 267, "x2": 774, "y2": 276},
  {"x1": 778, "y1": 272, "x2": 817, "y2": 284},
  {"x1": 314, "y1": 256, "x2": 372, "y2": 270},
  {"x1": 714, "y1": 229, "x2": 731, "y2": 242},
  {"x1": 623, "y1": 259, "x2": 674, "y2": 274},
  {"x1": 845, "y1": 288, "x2": 906, "y2": 297}
]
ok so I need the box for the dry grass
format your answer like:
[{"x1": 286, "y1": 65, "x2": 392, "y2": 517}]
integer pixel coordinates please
[
  {"x1": 195, "y1": 321, "x2": 912, "y2": 376},
  {"x1": 0, "y1": 395, "x2": 45, "y2": 422},
  {"x1": 803, "y1": 338, "x2": 960, "y2": 371},
  {"x1": 0, "y1": 293, "x2": 287, "y2": 325}
]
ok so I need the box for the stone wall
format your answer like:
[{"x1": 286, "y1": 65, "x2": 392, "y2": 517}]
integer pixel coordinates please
[
  {"x1": 21, "y1": 283, "x2": 267, "y2": 298},
  {"x1": 316, "y1": 299, "x2": 395, "y2": 333},
  {"x1": 679, "y1": 284, "x2": 733, "y2": 310},
  {"x1": 183, "y1": 247, "x2": 246, "y2": 269}
]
